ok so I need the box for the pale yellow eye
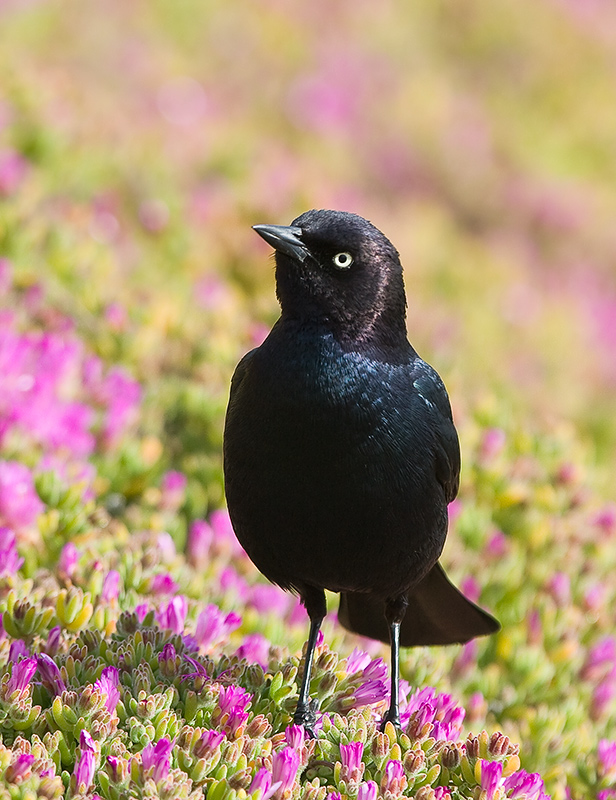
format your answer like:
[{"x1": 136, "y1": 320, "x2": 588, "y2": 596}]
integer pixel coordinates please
[{"x1": 333, "y1": 252, "x2": 353, "y2": 269}]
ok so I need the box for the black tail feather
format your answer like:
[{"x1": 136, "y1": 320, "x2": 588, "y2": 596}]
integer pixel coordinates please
[{"x1": 338, "y1": 562, "x2": 499, "y2": 647}]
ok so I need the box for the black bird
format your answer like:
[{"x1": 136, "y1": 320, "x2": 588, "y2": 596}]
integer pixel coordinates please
[{"x1": 223, "y1": 209, "x2": 499, "y2": 732}]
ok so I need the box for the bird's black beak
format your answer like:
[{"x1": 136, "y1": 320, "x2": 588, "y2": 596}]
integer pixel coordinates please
[{"x1": 253, "y1": 224, "x2": 310, "y2": 263}]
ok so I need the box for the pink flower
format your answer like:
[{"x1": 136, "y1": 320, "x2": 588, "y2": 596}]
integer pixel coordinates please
[
  {"x1": 141, "y1": 738, "x2": 173, "y2": 782},
  {"x1": 215, "y1": 684, "x2": 252, "y2": 737},
  {"x1": 58, "y1": 543, "x2": 79, "y2": 577},
  {"x1": 210, "y1": 508, "x2": 246, "y2": 558},
  {"x1": 480, "y1": 760, "x2": 503, "y2": 800},
  {"x1": 94, "y1": 666, "x2": 121, "y2": 714},
  {"x1": 101, "y1": 570, "x2": 121, "y2": 602},
  {"x1": 155, "y1": 596, "x2": 187, "y2": 634},
  {"x1": 188, "y1": 519, "x2": 214, "y2": 565},
  {"x1": 0, "y1": 150, "x2": 28, "y2": 195},
  {"x1": 73, "y1": 751, "x2": 95, "y2": 793},
  {"x1": 284, "y1": 724, "x2": 305, "y2": 750},
  {"x1": 594, "y1": 504, "x2": 616, "y2": 536},
  {"x1": 37, "y1": 653, "x2": 66, "y2": 696},
  {"x1": 195, "y1": 604, "x2": 241, "y2": 651},
  {"x1": 380, "y1": 760, "x2": 406, "y2": 796},
  {"x1": 503, "y1": 770, "x2": 549, "y2": 800},
  {"x1": 150, "y1": 573, "x2": 179, "y2": 595},
  {"x1": 248, "y1": 767, "x2": 281, "y2": 800},
  {"x1": 236, "y1": 633, "x2": 270, "y2": 667},
  {"x1": 546, "y1": 572, "x2": 571, "y2": 607},
  {"x1": 7, "y1": 657, "x2": 37, "y2": 695},
  {"x1": 0, "y1": 527, "x2": 23, "y2": 576},
  {"x1": 0, "y1": 461, "x2": 43, "y2": 530},
  {"x1": 356, "y1": 781, "x2": 378, "y2": 800},
  {"x1": 340, "y1": 741, "x2": 364, "y2": 785},
  {"x1": 479, "y1": 427, "x2": 506, "y2": 460},
  {"x1": 250, "y1": 584, "x2": 290, "y2": 615},
  {"x1": 160, "y1": 471, "x2": 187, "y2": 511},
  {"x1": 272, "y1": 747, "x2": 300, "y2": 799}
]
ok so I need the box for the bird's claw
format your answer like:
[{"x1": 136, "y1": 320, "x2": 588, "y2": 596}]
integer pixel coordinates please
[
  {"x1": 293, "y1": 698, "x2": 320, "y2": 738},
  {"x1": 379, "y1": 707, "x2": 401, "y2": 732}
]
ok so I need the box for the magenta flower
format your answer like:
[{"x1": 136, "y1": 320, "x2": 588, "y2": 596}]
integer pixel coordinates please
[
  {"x1": 0, "y1": 149, "x2": 28, "y2": 195},
  {"x1": 46, "y1": 626, "x2": 62, "y2": 656},
  {"x1": 101, "y1": 570, "x2": 121, "y2": 602},
  {"x1": 160, "y1": 470, "x2": 187, "y2": 511},
  {"x1": 150, "y1": 573, "x2": 179, "y2": 595},
  {"x1": 348, "y1": 679, "x2": 388, "y2": 709},
  {"x1": 380, "y1": 760, "x2": 407, "y2": 796},
  {"x1": 134, "y1": 603, "x2": 149, "y2": 622},
  {"x1": 219, "y1": 685, "x2": 252, "y2": 714},
  {"x1": 271, "y1": 747, "x2": 300, "y2": 799},
  {"x1": 187, "y1": 519, "x2": 214, "y2": 565},
  {"x1": 250, "y1": 584, "x2": 290, "y2": 615},
  {"x1": 6, "y1": 752, "x2": 35, "y2": 783},
  {"x1": 581, "y1": 637, "x2": 616, "y2": 682},
  {"x1": 248, "y1": 767, "x2": 280, "y2": 800},
  {"x1": 340, "y1": 741, "x2": 364, "y2": 784},
  {"x1": 195, "y1": 604, "x2": 241, "y2": 651},
  {"x1": 7, "y1": 657, "x2": 37, "y2": 695},
  {"x1": 37, "y1": 653, "x2": 66, "y2": 696},
  {"x1": 485, "y1": 530, "x2": 508, "y2": 558},
  {"x1": 141, "y1": 738, "x2": 173, "y2": 782},
  {"x1": 0, "y1": 258, "x2": 12, "y2": 293},
  {"x1": 155, "y1": 596, "x2": 187, "y2": 634},
  {"x1": 357, "y1": 781, "x2": 378, "y2": 800},
  {"x1": 403, "y1": 687, "x2": 465, "y2": 740},
  {"x1": 73, "y1": 751, "x2": 96, "y2": 793},
  {"x1": 210, "y1": 508, "x2": 246, "y2": 557},
  {"x1": 8, "y1": 640, "x2": 29, "y2": 663},
  {"x1": 502, "y1": 770, "x2": 549, "y2": 800},
  {"x1": 546, "y1": 572, "x2": 571, "y2": 606},
  {"x1": 99, "y1": 367, "x2": 141, "y2": 446},
  {"x1": 480, "y1": 760, "x2": 503, "y2": 800},
  {"x1": 94, "y1": 666, "x2": 121, "y2": 714},
  {"x1": 0, "y1": 461, "x2": 43, "y2": 530},
  {"x1": 592, "y1": 678, "x2": 616, "y2": 720},
  {"x1": 0, "y1": 527, "x2": 23, "y2": 576},
  {"x1": 479, "y1": 427, "x2": 506, "y2": 460},
  {"x1": 594, "y1": 504, "x2": 616, "y2": 536},
  {"x1": 58, "y1": 542, "x2": 79, "y2": 577},
  {"x1": 598, "y1": 740, "x2": 616, "y2": 779},
  {"x1": 346, "y1": 648, "x2": 372, "y2": 673},
  {"x1": 327, "y1": 793, "x2": 342, "y2": 800},
  {"x1": 284, "y1": 724, "x2": 305, "y2": 750},
  {"x1": 80, "y1": 729, "x2": 97, "y2": 753},
  {"x1": 236, "y1": 633, "x2": 270, "y2": 668},
  {"x1": 194, "y1": 729, "x2": 225, "y2": 757},
  {"x1": 219, "y1": 566, "x2": 249, "y2": 602},
  {"x1": 434, "y1": 789, "x2": 452, "y2": 800}
]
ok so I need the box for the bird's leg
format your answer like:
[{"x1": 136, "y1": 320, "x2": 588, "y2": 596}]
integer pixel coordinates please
[
  {"x1": 380, "y1": 594, "x2": 409, "y2": 731},
  {"x1": 294, "y1": 585, "x2": 326, "y2": 737}
]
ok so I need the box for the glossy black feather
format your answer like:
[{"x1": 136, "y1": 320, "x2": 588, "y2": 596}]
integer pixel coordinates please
[{"x1": 223, "y1": 210, "x2": 498, "y2": 729}]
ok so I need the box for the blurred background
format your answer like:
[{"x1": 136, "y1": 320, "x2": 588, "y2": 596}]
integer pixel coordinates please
[
  {"x1": 1, "y1": 0, "x2": 615, "y2": 486},
  {"x1": 2, "y1": 2, "x2": 616, "y2": 794}
]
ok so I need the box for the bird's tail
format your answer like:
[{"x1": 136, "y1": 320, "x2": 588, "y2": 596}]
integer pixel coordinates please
[{"x1": 337, "y1": 562, "x2": 499, "y2": 647}]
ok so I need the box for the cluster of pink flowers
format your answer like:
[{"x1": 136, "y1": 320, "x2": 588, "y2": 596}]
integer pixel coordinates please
[{"x1": 0, "y1": 282, "x2": 141, "y2": 462}]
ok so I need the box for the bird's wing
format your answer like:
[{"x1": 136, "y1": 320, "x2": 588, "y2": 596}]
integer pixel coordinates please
[
  {"x1": 228, "y1": 348, "x2": 256, "y2": 398},
  {"x1": 411, "y1": 360, "x2": 461, "y2": 504}
]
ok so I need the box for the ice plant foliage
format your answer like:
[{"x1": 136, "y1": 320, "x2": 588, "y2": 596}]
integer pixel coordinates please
[{"x1": 3, "y1": 4, "x2": 616, "y2": 798}]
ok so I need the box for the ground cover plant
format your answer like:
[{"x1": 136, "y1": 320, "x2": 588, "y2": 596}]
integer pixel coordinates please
[{"x1": 1, "y1": 1, "x2": 616, "y2": 798}]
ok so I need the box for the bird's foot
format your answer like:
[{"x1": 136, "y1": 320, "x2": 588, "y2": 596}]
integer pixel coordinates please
[
  {"x1": 293, "y1": 698, "x2": 320, "y2": 738},
  {"x1": 379, "y1": 706, "x2": 401, "y2": 732}
]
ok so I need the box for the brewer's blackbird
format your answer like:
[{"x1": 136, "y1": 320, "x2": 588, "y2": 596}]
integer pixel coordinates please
[{"x1": 223, "y1": 209, "x2": 499, "y2": 733}]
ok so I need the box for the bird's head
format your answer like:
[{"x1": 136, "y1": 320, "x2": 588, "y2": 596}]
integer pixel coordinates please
[{"x1": 253, "y1": 209, "x2": 408, "y2": 348}]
